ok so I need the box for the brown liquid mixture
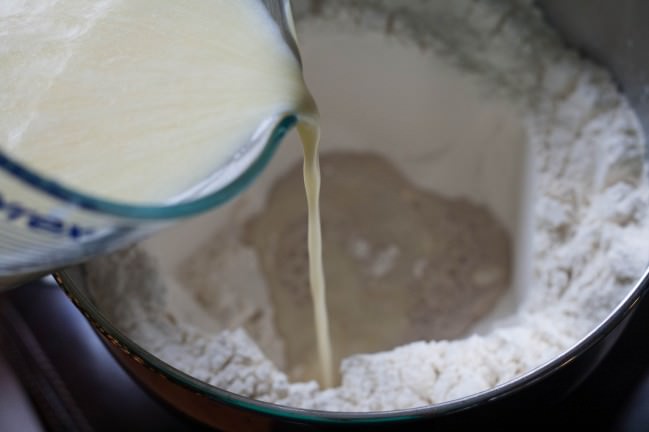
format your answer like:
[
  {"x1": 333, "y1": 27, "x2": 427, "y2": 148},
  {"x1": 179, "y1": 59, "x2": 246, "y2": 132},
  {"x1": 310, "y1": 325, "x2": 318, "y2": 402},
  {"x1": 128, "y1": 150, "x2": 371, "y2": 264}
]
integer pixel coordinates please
[{"x1": 244, "y1": 152, "x2": 511, "y2": 383}]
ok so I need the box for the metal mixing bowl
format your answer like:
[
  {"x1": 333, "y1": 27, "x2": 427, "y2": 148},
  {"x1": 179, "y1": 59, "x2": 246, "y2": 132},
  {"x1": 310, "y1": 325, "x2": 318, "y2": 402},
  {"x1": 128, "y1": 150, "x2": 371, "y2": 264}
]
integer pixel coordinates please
[{"x1": 55, "y1": 0, "x2": 649, "y2": 430}]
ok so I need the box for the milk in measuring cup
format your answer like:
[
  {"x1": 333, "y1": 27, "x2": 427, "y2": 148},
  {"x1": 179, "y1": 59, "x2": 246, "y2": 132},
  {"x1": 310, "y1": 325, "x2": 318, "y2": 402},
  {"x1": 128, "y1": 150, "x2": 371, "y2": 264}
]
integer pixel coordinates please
[
  {"x1": 0, "y1": 0, "x2": 314, "y2": 274},
  {"x1": 1, "y1": 0, "x2": 313, "y2": 202}
]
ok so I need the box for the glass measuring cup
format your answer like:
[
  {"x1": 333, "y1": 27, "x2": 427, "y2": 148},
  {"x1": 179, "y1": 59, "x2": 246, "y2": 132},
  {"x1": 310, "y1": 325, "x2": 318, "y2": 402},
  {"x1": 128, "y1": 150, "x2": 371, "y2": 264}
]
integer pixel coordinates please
[
  {"x1": 0, "y1": 0, "x2": 302, "y2": 287},
  {"x1": 0, "y1": 115, "x2": 298, "y2": 287}
]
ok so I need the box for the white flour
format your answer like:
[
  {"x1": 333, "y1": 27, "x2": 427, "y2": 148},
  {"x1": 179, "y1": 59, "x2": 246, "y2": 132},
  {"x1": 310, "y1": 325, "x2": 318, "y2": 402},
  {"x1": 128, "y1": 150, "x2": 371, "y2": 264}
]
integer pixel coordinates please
[{"x1": 86, "y1": 0, "x2": 649, "y2": 412}]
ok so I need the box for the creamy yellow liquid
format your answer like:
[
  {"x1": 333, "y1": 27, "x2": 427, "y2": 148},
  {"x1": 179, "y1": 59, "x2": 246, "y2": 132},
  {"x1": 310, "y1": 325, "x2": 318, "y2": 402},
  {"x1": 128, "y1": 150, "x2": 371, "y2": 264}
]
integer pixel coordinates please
[
  {"x1": 298, "y1": 123, "x2": 334, "y2": 387},
  {"x1": 1, "y1": 0, "x2": 334, "y2": 387},
  {"x1": 1, "y1": 0, "x2": 310, "y2": 203}
]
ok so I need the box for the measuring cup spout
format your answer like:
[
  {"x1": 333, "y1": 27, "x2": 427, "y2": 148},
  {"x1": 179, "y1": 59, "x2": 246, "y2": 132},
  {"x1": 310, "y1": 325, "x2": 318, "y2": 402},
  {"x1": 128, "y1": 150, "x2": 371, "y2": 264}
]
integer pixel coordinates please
[{"x1": 262, "y1": 0, "x2": 302, "y2": 66}]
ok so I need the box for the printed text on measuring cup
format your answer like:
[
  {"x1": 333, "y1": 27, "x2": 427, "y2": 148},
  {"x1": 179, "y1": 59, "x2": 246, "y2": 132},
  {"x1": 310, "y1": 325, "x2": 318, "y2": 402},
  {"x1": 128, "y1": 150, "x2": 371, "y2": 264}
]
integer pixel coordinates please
[{"x1": 0, "y1": 192, "x2": 94, "y2": 239}]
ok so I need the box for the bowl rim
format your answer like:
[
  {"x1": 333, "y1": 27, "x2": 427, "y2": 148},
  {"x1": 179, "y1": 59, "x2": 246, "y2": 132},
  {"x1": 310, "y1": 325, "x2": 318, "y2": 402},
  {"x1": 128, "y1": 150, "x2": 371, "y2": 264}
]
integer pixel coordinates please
[{"x1": 53, "y1": 264, "x2": 649, "y2": 424}]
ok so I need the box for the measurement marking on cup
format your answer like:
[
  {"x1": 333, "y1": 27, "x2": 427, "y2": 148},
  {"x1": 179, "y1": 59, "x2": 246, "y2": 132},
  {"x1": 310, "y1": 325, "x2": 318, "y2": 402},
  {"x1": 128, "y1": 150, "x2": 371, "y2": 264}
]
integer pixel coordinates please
[{"x1": 0, "y1": 192, "x2": 94, "y2": 239}]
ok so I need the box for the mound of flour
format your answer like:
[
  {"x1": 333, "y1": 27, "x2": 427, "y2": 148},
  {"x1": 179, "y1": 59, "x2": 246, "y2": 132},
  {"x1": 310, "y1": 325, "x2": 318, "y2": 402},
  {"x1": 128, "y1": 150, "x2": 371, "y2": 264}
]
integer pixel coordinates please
[{"x1": 86, "y1": 0, "x2": 649, "y2": 411}]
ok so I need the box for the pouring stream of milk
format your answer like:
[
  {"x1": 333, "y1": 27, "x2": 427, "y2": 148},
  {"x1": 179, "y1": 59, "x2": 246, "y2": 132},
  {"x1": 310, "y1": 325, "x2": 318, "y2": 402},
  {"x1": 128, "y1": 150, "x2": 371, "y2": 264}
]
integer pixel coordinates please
[
  {"x1": 299, "y1": 122, "x2": 334, "y2": 387},
  {"x1": 1, "y1": 0, "x2": 334, "y2": 387}
]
